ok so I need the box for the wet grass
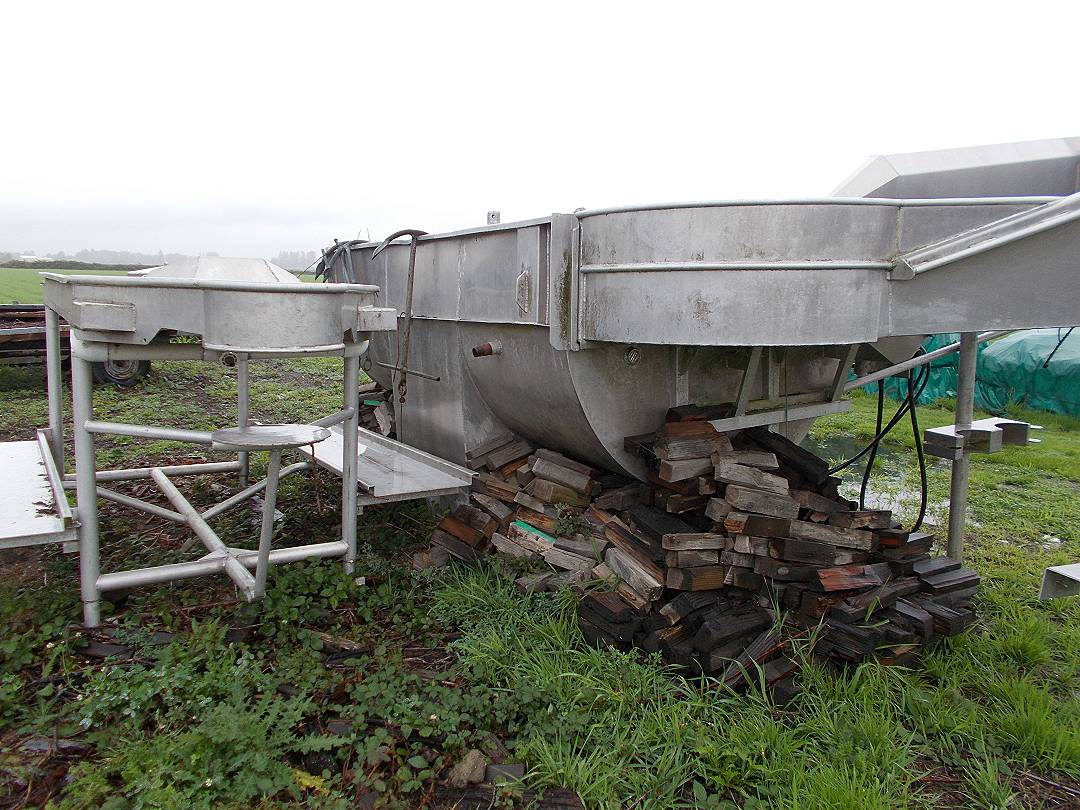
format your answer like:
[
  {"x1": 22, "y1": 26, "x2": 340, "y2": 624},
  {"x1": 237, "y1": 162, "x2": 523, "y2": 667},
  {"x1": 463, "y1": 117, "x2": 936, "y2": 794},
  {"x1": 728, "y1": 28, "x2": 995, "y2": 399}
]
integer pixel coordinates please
[
  {"x1": 0, "y1": 368, "x2": 1077, "y2": 807},
  {"x1": 0, "y1": 267, "x2": 130, "y2": 305}
]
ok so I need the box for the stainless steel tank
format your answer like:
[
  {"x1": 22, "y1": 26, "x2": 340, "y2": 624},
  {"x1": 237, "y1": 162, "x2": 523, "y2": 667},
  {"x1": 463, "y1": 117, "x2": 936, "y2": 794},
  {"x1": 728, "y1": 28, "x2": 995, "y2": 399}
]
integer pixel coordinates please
[{"x1": 324, "y1": 137, "x2": 1080, "y2": 479}]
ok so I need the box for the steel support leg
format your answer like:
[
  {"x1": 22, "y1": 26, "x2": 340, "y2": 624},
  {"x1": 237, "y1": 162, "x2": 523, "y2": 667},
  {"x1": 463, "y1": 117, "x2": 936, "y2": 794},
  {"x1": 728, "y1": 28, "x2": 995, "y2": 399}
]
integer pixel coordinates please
[
  {"x1": 947, "y1": 331, "x2": 978, "y2": 561},
  {"x1": 237, "y1": 355, "x2": 250, "y2": 487},
  {"x1": 71, "y1": 354, "x2": 101, "y2": 627},
  {"x1": 253, "y1": 449, "x2": 282, "y2": 597},
  {"x1": 342, "y1": 355, "x2": 360, "y2": 573},
  {"x1": 44, "y1": 307, "x2": 64, "y2": 465}
]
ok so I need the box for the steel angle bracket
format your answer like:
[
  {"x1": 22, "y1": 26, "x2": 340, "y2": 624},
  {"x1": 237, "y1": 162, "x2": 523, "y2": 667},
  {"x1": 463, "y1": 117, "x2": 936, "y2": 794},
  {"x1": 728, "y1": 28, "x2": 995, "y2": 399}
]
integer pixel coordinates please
[
  {"x1": 923, "y1": 417, "x2": 1041, "y2": 460},
  {"x1": 1039, "y1": 563, "x2": 1080, "y2": 600}
]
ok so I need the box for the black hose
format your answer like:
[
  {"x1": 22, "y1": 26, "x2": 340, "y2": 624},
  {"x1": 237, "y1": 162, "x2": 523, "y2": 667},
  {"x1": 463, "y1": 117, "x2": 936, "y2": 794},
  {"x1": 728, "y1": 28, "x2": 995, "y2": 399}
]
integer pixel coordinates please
[
  {"x1": 827, "y1": 363, "x2": 930, "y2": 476},
  {"x1": 859, "y1": 380, "x2": 885, "y2": 509},
  {"x1": 908, "y1": 368, "x2": 928, "y2": 531}
]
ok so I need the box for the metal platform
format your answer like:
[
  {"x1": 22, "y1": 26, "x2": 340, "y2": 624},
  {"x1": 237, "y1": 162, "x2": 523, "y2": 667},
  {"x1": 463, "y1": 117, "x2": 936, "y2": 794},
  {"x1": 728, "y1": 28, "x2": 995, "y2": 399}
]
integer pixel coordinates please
[
  {"x1": 0, "y1": 431, "x2": 75, "y2": 549},
  {"x1": 300, "y1": 426, "x2": 473, "y2": 506}
]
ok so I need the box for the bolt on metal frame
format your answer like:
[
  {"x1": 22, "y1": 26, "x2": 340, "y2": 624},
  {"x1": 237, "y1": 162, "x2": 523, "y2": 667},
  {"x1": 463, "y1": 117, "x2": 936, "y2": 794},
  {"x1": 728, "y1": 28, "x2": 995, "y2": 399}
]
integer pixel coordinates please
[{"x1": 43, "y1": 311, "x2": 364, "y2": 628}]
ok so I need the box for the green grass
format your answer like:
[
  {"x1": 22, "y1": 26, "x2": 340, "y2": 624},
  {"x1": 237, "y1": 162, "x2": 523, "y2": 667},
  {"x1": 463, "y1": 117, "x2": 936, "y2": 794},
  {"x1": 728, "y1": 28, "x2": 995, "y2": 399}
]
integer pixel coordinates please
[
  {"x1": 0, "y1": 366, "x2": 1077, "y2": 807},
  {"x1": 0, "y1": 267, "x2": 130, "y2": 305},
  {"x1": 0, "y1": 267, "x2": 316, "y2": 306}
]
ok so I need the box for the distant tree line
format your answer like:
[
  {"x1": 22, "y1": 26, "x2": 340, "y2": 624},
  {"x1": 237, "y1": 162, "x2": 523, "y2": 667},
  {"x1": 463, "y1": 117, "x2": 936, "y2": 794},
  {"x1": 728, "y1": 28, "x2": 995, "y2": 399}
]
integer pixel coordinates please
[{"x1": 1, "y1": 247, "x2": 323, "y2": 272}]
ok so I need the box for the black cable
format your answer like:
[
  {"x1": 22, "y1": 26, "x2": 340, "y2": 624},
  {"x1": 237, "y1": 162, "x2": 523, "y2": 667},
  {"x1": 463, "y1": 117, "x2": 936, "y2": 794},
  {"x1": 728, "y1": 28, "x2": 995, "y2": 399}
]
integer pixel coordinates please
[
  {"x1": 859, "y1": 380, "x2": 885, "y2": 509},
  {"x1": 907, "y1": 367, "x2": 928, "y2": 531},
  {"x1": 828, "y1": 362, "x2": 930, "y2": 476}
]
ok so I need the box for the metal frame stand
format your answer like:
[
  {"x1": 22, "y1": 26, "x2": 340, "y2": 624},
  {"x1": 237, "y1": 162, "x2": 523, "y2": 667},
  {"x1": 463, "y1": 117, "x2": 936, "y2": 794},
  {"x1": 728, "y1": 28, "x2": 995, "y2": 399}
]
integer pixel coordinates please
[
  {"x1": 947, "y1": 332, "x2": 978, "y2": 561},
  {"x1": 47, "y1": 310, "x2": 363, "y2": 627}
]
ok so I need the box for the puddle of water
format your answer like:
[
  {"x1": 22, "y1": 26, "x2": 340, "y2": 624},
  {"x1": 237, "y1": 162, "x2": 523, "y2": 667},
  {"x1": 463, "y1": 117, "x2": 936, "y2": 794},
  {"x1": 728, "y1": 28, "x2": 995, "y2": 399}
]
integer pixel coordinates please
[{"x1": 802, "y1": 434, "x2": 953, "y2": 532}]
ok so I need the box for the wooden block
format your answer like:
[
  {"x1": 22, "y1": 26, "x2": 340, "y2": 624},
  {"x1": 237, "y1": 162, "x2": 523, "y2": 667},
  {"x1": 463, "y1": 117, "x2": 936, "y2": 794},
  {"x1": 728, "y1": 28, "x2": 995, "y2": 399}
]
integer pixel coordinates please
[
  {"x1": 723, "y1": 511, "x2": 791, "y2": 538},
  {"x1": 666, "y1": 549, "x2": 720, "y2": 568},
  {"x1": 577, "y1": 608, "x2": 638, "y2": 643},
  {"x1": 513, "y1": 491, "x2": 558, "y2": 516},
  {"x1": 641, "y1": 623, "x2": 687, "y2": 654},
  {"x1": 919, "y1": 568, "x2": 980, "y2": 596},
  {"x1": 654, "y1": 428, "x2": 734, "y2": 461},
  {"x1": 592, "y1": 484, "x2": 643, "y2": 511},
  {"x1": 591, "y1": 562, "x2": 614, "y2": 581},
  {"x1": 733, "y1": 535, "x2": 770, "y2": 556},
  {"x1": 787, "y1": 519, "x2": 875, "y2": 551},
  {"x1": 486, "y1": 439, "x2": 534, "y2": 470},
  {"x1": 498, "y1": 457, "x2": 529, "y2": 478},
  {"x1": 453, "y1": 504, "x2": 497, "y2": 538},
  {"x1": 833, "y1": 577, "x2": 921, "y2": 618},
  {"x1": 691, "y1": 607, "x2": 771, "y2": 652},
  {"x1": 753, "y1": 556, "x2": 820, "y2": 582},
  {"x1": 894, "y1": 599, "x2": 935, "y2": 638},
  {"x1": 791, "y1": 489, "x2": 847, "y2": 515},
  {"x1": 616, "y1": 581, "x2": 651, "y2": 611},
  {"x1": 697, "y1": 476, "x2": 717, "y2": 495},
  {"x1": 516, "y1": 462, "x2": 535, "y2": 486},
  {"x1": 490, "y1": 532, "x2": 536, "y2": 560},
  {"x1": 930, "y1": 585, "x2": 978, "y2": 608},
  {"x1": 704, "y1": 498, "x2": 731, "y2": 522},
  {"x1": 816, "y1": 563, "x2": 884, "y2": 592},
  {"x1": 604, "y1": 547, "x2": 664, "y2": 601},
  {"x1": 769, "y1": 537, "x2": 864, "y2": 566},
  {"x1": 534, "y1": 448, "x2": 596, "y2": 477},
  {"x1": 578, "y1": 618, "x2": 628, "y2": 652},
  {"x1": 471, "y1": 493, "x2": 514, "y2": 532},
  {"x1": 720, "y1": 550, "x2": 756, "y2": 569},
  {"x1": 515, "y1": 572, "x2": 553, "y2": 593},
  {"x1": 532, "y1": 457, "x2": 596, "y2": 495},
  {"x1": 827, "y1": 510, "x2": 893, "y2": 530},
  {"x1": 605, "y1": 517, "x2": 665, "y2": 565},
  {"x1": 724, "y1": 485, "x2": 800, "y2": 520},
  {"x1": 666, "y1": 565, "x2": 727, "y2": 591},
  {"x1": 741, "y1": 427, "x2": 830, "y2": 486},
  {"x1": 472, "y1": 472, "x2": 520, "y2": 503},
  {"x1": 431, "y1": 529, "x2": 485, "y2": 561},
  {"x1": 910, "y1": 596, "x2": 977, "y2": 635},
  {"x1": 659, "y1": 457, "x2": 714, "y2": 483},
  {"x1": 725, "y1": 567, "x2": 764, "y2": 591},
  {"x1": 554, "y1": 534, "x2": 605, "y2": 558},
  {"x1": 658, "y1": 591, "x2": 718, "y2": 625},
  {"x1": 912, "y1": 556, "x2": 961, "y2": 577},
  {"x1": 438, "y1": 514, "x2": 485, "y2": 547},
  {"x1": 542, "y1": 546, "x2": 595, "y2": 572},
  {"x1": 514, "y1": 507, "x2": 558, "y2": 536},
  {"x1": 666, "y1": 494, "x2": 708, "y2": 514},
  {"x1": 506, "y1": 520, "x2": 555, "y2": 553},
  {"x1": 528, "y1": 478, "x2": 590, "y2": 508},
  {"x1": 662, "y1": 532, "x2": 726, "y2": 551},
  {"x1": 713, "y1": 461, "x2": 790, "y2": 495},
  {"x1": 465, "y1": 432, "x2": 515, "y2": 462},
  {"x1": 581, "y1": 591, "x2": 640, "y2": 624},
  {"x1": 799, "y1": 591, "x2": 847, "y2": 620},
  {"x1": 710, "y1": 450, "x2": 779, "y2": 470},
  {"x1": 627, "y1": 504, "x2": 696, "y2": 542},
  {"x1": 873, "y1": 528, "x2": 910, "y2": 549}
]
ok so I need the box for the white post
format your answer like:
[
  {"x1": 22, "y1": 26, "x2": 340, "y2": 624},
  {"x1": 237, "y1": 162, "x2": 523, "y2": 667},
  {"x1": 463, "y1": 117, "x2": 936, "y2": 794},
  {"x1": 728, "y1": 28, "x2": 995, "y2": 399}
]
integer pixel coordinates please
[
  {"x1": 236, "y1": 355, "x2": 250, "y2": 487},
  {"x1": 44, "y1": 306, "x2": 64, "y2": 465},
  {"x1": 253, "y1": 449, "x2": 282, "y2": 597},
  {"x1": 947, "y1": 332, "x2": 978, "y2": 561},
  {"x1": 71, "y1": 353, "x2": 101, "y2": 627},
  {"x1": 342, "y1": 354, "x2": 360, "y2": 573}
]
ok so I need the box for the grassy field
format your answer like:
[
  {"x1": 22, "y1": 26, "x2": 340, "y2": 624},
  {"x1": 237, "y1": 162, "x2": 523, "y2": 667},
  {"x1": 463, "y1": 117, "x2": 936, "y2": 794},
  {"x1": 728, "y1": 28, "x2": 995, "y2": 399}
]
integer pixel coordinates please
[
  {"x1": 0, "y1": 267, "x2": 316, "y2": 306},
  {"x1": 0, "y1": 359, "x2": 1076, "y2": 808},
  {"x1": 0, "y1": 268, "x2": 131, "y2": 305}
]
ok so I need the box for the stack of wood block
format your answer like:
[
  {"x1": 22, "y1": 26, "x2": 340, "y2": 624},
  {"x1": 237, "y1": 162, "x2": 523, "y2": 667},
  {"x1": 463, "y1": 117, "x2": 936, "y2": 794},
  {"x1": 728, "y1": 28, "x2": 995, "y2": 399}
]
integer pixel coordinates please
[{"x1": 421, "y1": 417, "x2": 980, "y2": 689}]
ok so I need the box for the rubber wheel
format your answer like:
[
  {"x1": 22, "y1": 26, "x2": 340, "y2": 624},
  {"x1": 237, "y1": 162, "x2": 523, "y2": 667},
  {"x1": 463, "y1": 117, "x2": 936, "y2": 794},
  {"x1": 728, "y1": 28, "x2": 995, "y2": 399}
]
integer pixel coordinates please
[{"x1": 92, "y1": 359, "x2": 151, "y2": 387}]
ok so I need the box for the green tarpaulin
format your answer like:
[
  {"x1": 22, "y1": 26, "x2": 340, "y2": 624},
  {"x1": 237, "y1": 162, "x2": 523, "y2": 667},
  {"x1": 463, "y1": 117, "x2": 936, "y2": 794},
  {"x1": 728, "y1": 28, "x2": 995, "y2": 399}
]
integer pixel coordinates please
[{"x1": 864, "y1": 329, "x2": 1080, "y2": 418}]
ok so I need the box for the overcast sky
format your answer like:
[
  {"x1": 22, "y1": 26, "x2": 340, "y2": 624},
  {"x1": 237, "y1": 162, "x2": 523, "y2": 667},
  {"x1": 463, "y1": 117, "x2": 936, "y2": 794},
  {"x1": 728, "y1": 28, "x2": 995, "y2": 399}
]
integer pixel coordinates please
[{"x1": 3, "y1": 1, "x2": 1078, "y2": 258}]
